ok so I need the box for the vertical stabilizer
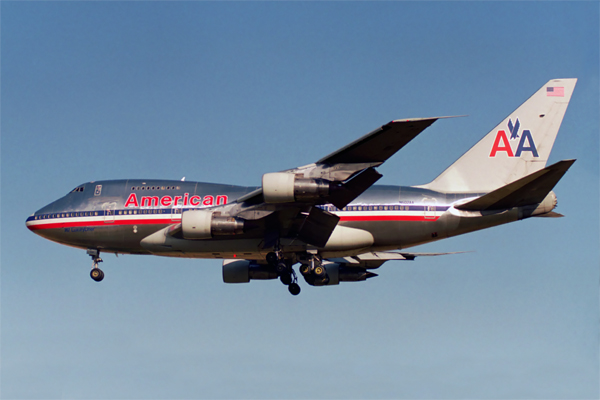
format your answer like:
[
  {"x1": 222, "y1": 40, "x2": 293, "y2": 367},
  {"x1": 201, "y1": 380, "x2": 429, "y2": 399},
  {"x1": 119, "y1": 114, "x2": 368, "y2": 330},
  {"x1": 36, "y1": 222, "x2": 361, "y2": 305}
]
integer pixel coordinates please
[{"x1": 419, "y1": 79, "x2": 576, "y2": 193}]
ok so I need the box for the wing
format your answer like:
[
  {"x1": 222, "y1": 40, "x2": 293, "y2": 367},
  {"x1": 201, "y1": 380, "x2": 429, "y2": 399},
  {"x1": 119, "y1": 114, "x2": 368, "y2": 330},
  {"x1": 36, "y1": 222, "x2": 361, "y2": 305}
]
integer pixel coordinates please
[
  {"x1": 317, "y1": 117, "x2": 441, "y2": 164},
  {"x1": 223, "y1": 117, "x2": 444, "y2": 247},
  {"x1": 238, "y1": 117, "x2": 443, "y2": 207},
  {"x1": 150, "y1": 117, "x2": 445, "y2": 250}
]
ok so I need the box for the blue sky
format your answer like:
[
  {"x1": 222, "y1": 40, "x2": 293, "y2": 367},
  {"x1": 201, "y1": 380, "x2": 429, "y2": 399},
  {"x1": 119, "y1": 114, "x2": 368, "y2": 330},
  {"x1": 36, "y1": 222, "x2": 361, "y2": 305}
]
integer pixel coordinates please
[{"x1": 2, "y1": 2, "x2": 598, "y2": 399}]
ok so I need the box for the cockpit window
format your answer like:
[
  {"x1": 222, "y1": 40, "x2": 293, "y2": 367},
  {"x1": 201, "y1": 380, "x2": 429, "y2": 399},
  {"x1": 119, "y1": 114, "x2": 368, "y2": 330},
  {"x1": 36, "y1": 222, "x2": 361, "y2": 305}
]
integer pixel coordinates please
[{"x1": 70, "y1": 186, "x2": 85, "y2": 193}]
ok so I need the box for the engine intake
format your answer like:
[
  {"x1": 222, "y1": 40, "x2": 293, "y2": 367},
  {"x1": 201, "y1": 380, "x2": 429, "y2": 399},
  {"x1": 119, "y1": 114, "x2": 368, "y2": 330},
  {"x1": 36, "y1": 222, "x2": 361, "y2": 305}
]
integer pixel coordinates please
[
  {"x1": 181, "y1": 210, "x2": 245, "y2": 239},
  {"x1": 262, "y1": 172, "x2": 331, "y2": 203}
]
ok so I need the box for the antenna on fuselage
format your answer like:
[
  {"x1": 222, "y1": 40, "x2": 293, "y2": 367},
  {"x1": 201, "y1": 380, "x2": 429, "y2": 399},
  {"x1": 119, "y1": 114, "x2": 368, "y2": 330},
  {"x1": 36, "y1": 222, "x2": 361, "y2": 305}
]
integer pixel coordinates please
[{"x1": 181, "y1": 177, "x2": 186, "y2": 181}]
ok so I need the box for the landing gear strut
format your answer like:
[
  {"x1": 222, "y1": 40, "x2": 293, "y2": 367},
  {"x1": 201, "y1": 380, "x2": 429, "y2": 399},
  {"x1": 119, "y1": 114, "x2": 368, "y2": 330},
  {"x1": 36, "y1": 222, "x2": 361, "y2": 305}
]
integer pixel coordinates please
[
  {"x1": 87, "y1": 249, "x2": 104, "y2": 282},
  {"x1": 266, "y1": 249, "x2": 301, "y2": 296}
]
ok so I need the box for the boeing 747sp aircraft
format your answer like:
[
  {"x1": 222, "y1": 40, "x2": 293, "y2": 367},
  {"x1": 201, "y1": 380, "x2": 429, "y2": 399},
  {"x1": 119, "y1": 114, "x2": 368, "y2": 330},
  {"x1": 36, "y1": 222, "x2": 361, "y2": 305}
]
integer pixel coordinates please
[{"x1": 27, "y1": 79, "x2": 577, "y2": 295}]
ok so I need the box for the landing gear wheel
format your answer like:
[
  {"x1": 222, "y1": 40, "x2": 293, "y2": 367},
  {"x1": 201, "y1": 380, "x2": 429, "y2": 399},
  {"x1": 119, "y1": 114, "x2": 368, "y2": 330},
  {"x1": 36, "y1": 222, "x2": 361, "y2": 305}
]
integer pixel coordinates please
[
  {"x1": 266, "y1": 252, "x2": 278, "y2": 266},
  {"x1": 288, "y1": 283, "x2": 301, "y2": 296},
  {"x1": 90, "y1": 268, "x2": 104, "y2": 282},
  {"x1": 299, "y1": 264, "x2": 310, "y2": 275},
  {"x1": 314, "y1": 265, "x2": 326, "y2": 277},
  {"x1": 280, "y1": 273, "x2": 292, "y2": 286},
  {"x1": 87, "y1": 249, "x2": 104, "y2": 282},
  {"x1": 276, "y1": 262, "x2": 288, "y2": 273}
]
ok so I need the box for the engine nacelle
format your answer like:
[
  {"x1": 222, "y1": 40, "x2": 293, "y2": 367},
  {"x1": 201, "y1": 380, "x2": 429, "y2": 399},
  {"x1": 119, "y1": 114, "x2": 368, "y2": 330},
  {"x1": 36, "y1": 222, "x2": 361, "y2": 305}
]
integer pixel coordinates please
[
  {"x1": 222, "y1": 259, "x2": 278, "y2": 283},
  {"x1": 301, "y1": 262, "x2": 378, "y2": 286},
  {"x1": 262, "y1": 172, "x2": 331, "y2": 203},
  {"x1": 181, "y1": 210, "x2": 245, "y2": 239}
]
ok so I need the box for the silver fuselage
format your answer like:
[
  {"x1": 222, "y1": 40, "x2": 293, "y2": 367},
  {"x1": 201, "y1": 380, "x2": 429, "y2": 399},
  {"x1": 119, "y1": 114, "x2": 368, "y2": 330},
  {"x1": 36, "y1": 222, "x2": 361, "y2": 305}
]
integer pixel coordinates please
[{"x1": 26, "y1": 179, "x2": 540, "y2": 260}]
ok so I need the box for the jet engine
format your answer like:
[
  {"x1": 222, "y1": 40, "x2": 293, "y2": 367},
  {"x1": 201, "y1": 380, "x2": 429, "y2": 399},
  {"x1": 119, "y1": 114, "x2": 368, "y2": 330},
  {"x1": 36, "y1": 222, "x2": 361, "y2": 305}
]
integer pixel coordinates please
[
  {"x1": 181, "y1": 210, "x2": 245, "y2": 239},
  {"x1": 222, "y1": 259, "x2": 278, "y2": 283},
  {"x1": 262, "y1": 172, "x2": 332, "y2": 203},
  {"x1": 301, "y1": 262, "x2": 378, "y2": 286}
]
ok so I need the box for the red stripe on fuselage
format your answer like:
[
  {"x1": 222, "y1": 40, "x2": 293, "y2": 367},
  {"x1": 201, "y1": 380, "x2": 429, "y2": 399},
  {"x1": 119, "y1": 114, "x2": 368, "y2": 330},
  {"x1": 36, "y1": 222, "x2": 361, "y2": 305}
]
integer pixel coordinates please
[
  {"x1": 28, "y1": 214, "x2": 440, "y2": 231},
  {"x1": 339, "y1": 215, "x2": 439, "y2": 222},
  {"x1": 27, "y1": 218, "x2": 176, "y2": 231}
]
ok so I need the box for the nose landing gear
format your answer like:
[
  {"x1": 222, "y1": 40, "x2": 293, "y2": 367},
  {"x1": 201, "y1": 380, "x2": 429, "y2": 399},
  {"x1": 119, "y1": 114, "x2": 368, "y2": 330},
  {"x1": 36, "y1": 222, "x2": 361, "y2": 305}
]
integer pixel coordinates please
[{"x1": 87, "y1": 249, "x2": 104, "y2": 282}]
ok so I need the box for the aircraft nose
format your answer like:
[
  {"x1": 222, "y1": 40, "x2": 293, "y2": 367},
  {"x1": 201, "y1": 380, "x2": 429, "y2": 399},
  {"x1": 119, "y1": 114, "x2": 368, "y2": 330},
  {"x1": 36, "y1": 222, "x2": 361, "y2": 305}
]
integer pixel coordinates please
[
  {"x1": 26, "y1": 202, "x2": 56, "y2": 234},
  {"x1": 26, "y1": 213, "x2": 37, "y2": 232}
]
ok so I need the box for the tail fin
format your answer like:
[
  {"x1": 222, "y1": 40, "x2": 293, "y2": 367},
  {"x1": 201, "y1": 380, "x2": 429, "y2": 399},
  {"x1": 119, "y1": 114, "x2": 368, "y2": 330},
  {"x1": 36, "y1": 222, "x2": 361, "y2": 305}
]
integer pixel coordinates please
[{"x1": 419, "y1": 78, "x2": 577, "y2": 193}]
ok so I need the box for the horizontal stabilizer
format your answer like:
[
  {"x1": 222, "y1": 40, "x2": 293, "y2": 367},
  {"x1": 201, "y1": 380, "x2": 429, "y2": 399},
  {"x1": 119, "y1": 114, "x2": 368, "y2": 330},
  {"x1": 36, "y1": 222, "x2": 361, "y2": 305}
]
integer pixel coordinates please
[
  {"x1": 326, "y1": 250, "x2": 468, "y2": 268},
  {"x1": 535, "y1": 211, "x2": 564, "y2": 218},
  {"x1": 398, "y1": 251, "x2": 471, "y2": 258},
  {"x1": 456, "y1": 159, "x2": 575, "y2": 211}
]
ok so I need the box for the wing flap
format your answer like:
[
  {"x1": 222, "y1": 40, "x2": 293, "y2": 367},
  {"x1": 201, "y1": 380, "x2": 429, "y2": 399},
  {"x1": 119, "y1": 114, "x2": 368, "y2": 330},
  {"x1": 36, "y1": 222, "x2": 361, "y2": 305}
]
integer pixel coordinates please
[
  {"x1": 296, "y1": 207, "x2": 340, "y2": 248},
  {"x1": 329, "y1": 167, "x2": 383, "y2": 209}
]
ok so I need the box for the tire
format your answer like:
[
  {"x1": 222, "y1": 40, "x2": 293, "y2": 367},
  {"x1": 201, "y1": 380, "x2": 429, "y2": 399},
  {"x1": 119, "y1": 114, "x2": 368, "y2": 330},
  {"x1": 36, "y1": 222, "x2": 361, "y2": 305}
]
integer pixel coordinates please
[
  {"x1": 266, "y1": 252, "x2": 278, "y2": 266},
  {"x1": 280, "y1": 273, "x2": 292, "y2": 286},
  {"x1": 288, "y1": 283, "x2": 301, "y2": 296},
  {"x1": 314, "y1": 266, "x2": 326, "y2": 277},
  {"x1": 299, "y1": 264, "x2": 310, "y2": 275},
  {"x1": 276, "y1": 262, "x2": 288, "y2": 273},
  {"x1": 90, "y1": 268, "x2": 104, "y2": 282}
]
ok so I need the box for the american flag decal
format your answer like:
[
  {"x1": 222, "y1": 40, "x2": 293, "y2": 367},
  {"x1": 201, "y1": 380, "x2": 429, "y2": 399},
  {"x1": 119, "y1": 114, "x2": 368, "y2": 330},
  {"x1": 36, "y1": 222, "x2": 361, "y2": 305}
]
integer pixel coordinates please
[{"x1": 546, "y1": 86, "x2": 564, "y2": 97}]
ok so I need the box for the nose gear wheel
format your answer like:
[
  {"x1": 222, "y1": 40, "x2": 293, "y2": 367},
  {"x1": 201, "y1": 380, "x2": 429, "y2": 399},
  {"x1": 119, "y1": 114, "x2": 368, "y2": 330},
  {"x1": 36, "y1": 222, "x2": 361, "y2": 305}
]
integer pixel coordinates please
[
  {"x1": 90, "y1": 268, "x2": 104, "y2": 282},
  {"x1": 87, "y1": 249, "x2": 104, "y2": 282}
]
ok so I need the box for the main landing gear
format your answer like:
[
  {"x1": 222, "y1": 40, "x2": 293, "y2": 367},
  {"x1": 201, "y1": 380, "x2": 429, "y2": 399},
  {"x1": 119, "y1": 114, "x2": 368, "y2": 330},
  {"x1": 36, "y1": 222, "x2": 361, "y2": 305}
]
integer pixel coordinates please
[
  {"x1": 266, "y1": 250, "x2": 301, "y2": 296},
  {"x1": 87, "y1": 249, "x2": 104, "y2": 282},
  {"x1": 299, "y1": 254, "x2": 329, "y2": 286}
]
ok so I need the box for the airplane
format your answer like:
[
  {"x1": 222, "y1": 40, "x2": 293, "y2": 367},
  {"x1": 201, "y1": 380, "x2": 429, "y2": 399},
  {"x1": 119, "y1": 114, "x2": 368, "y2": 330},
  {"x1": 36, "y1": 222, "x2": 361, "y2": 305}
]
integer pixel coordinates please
[{"x1": 26, "y1": 79, "x2": 577, "y2": 295}]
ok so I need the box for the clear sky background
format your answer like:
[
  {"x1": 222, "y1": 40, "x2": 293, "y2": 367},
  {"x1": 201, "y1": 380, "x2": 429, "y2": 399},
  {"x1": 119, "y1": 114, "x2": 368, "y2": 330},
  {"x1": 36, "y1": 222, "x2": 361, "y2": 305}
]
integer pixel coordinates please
[{"x1": 1, "y1": 2, "x2": 598, "y2": 399}]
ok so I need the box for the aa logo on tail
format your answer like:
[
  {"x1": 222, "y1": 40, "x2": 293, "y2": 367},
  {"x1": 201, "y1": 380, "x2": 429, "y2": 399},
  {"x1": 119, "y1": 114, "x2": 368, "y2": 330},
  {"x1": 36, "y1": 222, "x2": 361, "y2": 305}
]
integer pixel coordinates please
[{"x1": 489, "y1": 118, "x2": 539, "y2": 158}]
